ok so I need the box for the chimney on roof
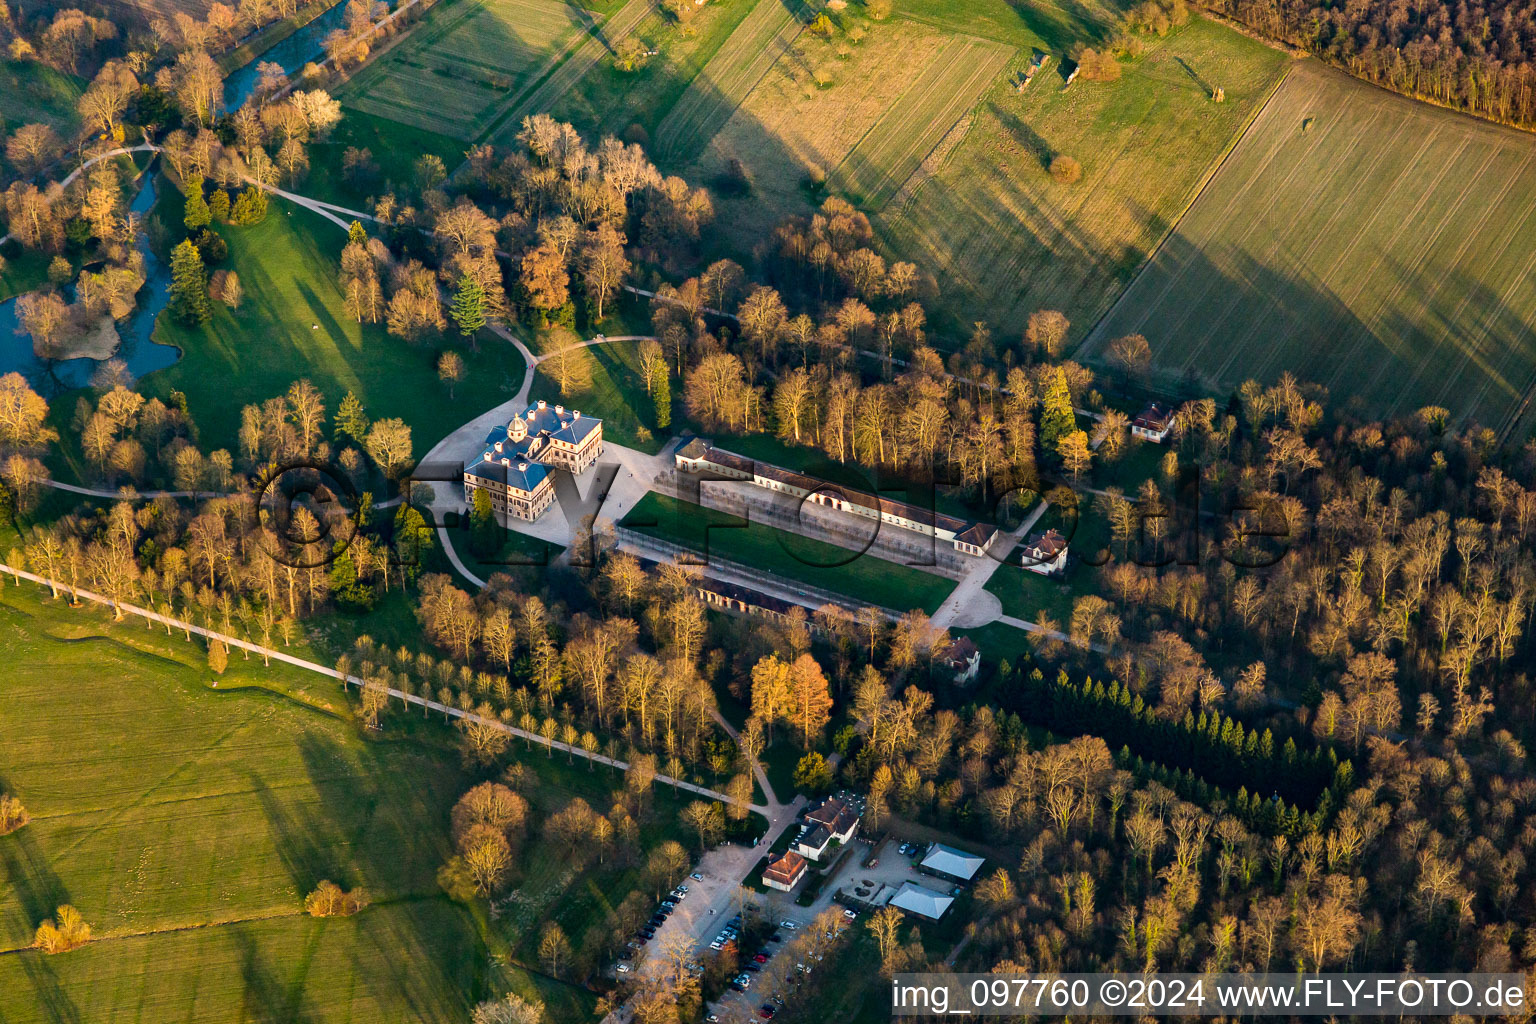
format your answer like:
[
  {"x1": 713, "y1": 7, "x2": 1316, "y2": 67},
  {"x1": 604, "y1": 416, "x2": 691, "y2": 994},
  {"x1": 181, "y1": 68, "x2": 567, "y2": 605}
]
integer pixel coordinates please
[
  {"x1": 572, "y1": 410, "x2": 580, "y2": 419},
  {"x1": 554, "y1": 404, "x2": 564, "y2": 415},
  {"x1": 537, "y1": 400, "x2": 547, "y2": 410},
  {"x1": 518, "y1": 462, "x2": 528, "y2": 471}
]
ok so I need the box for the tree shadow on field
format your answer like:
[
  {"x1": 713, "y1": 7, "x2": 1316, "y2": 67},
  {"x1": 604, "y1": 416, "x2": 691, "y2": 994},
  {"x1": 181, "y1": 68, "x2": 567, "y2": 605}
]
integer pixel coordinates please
[
  {"x1": 250, "y1": 759, "x2": 353, "y2": 897},
  {"x1": 0, "y1": 825, "x2": 72, "y2": 945},
  {"x1": 1004, "y1": 0, "x2": 1120, "y2": 50},
  {"x1": 16, "y1": 952, "x2": 81, "y2": 1024},
  {"x1": 235, "y1": 926, "x2": 322, "y2": 1024},
  {"x1": 989, "y1": 101, "x2": 1057, "y2": 171}
]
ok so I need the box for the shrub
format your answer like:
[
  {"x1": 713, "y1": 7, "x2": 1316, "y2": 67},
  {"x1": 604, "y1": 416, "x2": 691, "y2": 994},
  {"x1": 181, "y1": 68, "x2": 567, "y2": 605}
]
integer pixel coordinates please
[
  {"x1": 34, "y1": 905, "x2": 91, "y2": 953},
  {"x1": 1050, "y1": 155, "x2": 1083, "y2": 184},
  {"x1": 0, "y1": 793, "x2": 29, "y2": 835},
  {"x1": 304, "y1": 880, "x2": 371, "y2": 917},
  {"x1": 229, "y1": 188, "x2": 269, "y2": 226}
]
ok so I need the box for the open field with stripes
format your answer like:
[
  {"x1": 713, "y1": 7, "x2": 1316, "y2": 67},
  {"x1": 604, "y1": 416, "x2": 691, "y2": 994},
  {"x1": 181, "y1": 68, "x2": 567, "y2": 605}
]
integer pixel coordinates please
[
  {"x1": 1085, "y1": 59, "x2": 1536, "y2": 431},
  {"x1": 689, "y1": 16, "x2": 957, "y2": 233},
  {"x1": 652, "y1": 0, "x2": 811, "y2": 163},
  {"x1": 828, "y1": 34, "x2": 1015, "y2": 209},
  {"x1": 483, "y1": 0, "x2": 653, "y2": 145},
  {"x1": 877, "y1": 14, "x2": 1291, "y2": 336},
  {"x1": 339, "y1": 0, "x2": 587, "y2": 140}
]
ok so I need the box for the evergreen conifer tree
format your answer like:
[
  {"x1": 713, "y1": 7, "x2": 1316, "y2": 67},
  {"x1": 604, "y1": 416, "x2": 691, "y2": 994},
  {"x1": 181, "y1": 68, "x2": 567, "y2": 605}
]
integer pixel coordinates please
[
  {"x1": 450, "y1": 275, "x2": 487, "y2": 338},
  {"x1": 168, "y1": 239, "x2": 211, "y2": 325},
  {"x1": 183, "y1": 174, "x2": 211, "y2": 230}
]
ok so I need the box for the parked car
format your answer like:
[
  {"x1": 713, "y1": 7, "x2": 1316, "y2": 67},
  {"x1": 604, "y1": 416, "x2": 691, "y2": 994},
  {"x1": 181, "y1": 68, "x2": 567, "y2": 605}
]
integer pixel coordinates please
[
  {"x1": 843, "y1": 909, "x2": 857, "y2": 920},
  {"x1": 678, "y1": 885, "x2": 690, "y2": 893},
  {"x1": 753, "y1": 953, "x2": 769, "y2": 963},
  {"x1": 709, "y1": 941, "x2": 723, "y2": 951},
  {"x1": 780, "y1": 920, "x2": 798, "y2": 930},
  {"x1": 661, "y1": 900, "x2": 676, "y2": 908},
  {"x1": 691, "y1": 872, "x2": 704, "y2": 880},
  {"x1": 616, "y1": 963, "x2": 631, "y2": 974},
  {"x1": 729, "y1": 982, "x2": 745, "y2": 993},
  {"x1": 745, "y1": 962, "x2": 762, "y2": 973},
  {"x1": 760, "y1": 1004, "x2": 777, "y2": 1019},
  {"x1": 768, "y1": 931, "x2": 782, "y2": 943}
]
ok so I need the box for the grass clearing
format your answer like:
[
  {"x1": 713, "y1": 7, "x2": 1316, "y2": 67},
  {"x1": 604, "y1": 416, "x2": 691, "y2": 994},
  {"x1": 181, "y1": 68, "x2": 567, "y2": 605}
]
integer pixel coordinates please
[
  {"x1": 340, "y1": 0, "x2": 588, "y2": 141},
  {"x1": 0, "y1": 585, "x2": 487, "y2": 1020},
  {"x1": 621, "y1": 491, "x2": 957, "y2": 613},
  {"x1": 529, "y1": 335, "x2": 670, "y2": 453},
  {"x1": 0, "y1": 60, "x2": 82, "y2": 140},
  {"x1": 304, "y1": 107, "x2": 466, "y2": 209},
  {"x1": 141, "y1": 182, "x2": 526, "y2": 461},
  {"x1": 652, "y1": 0, "x2": 810, "y2": 164},
  {"x1": 828, "y1": 33, "x2": 1015, "y2": 210},
  {"x1": 1084, "y1": 58, "x2": 1536, "y2": 432},
  {"x1": 877, "y1": 15, "x2": 1290, "y2": 338}
]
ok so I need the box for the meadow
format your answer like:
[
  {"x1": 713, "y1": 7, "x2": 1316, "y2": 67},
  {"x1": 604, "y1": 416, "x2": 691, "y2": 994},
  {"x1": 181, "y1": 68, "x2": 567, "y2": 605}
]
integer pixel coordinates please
[
  {"x1": 0, "y1": 575, "x2": 714, "y2": 1020},
  {"x1": 621, "y1": 491, "x2": 958, "y2": 613},
  {"x1": 0, "y1": 585, "x2": 580, "y2": 1020},
  {"x1": 688, "y1": 15, "x2": 956, "y2": 236},
  {"x1": 877, "y1": 14, "x2": 1292, "y2": 338},
  {"x1": 827, "y1": 33, "x2": 1015, "y2": 209},
  {"x1": 652, "y1": 0, "x2": 811, "y2": 164},
  {"x1": 540, "y1": 0, "x2": 761, "y2": 142},
  {"x1": 1084, "y1": 59, "x2": 1536, "y2": 433},
  {"x1": 140, "y1": 183, "x2": 526, "y2": 465},
  {"x1": 482, "y1": 0, "x2": 654, "y2": 146},
  {"x1": 339, "y1": 0, "x2": 589, "y2": 141}
]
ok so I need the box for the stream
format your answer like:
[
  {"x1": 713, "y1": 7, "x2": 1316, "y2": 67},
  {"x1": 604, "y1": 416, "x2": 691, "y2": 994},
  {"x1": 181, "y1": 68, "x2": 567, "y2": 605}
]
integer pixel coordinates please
[
  {"x1": 0, "y1": 3, "x2": 344, "y2": 394},
  {"x1": 222, "y1": 1, "x2": 349, "y2": 111},
  {"x1": 0, "y1": 172, "x2": 179, "y2": 394}
]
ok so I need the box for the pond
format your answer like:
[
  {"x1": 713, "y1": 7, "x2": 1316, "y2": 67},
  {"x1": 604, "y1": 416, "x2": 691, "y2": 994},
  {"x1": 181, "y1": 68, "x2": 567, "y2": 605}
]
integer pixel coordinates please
[
  {"x1": 0, "y1": 171, "x2": 180, "y2": 394},
  {"x1": 223, "y1": 1, "x2": 349, "y2": 110}
]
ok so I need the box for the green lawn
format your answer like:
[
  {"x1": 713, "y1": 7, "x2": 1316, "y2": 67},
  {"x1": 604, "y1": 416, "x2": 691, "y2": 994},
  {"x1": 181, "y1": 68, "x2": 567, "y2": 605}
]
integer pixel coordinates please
[
  {"x1": 0, "y1": 59, "x2": 82, "y2": 141},
  {"x1": 984, "y1": 561, "x2": 1078, "y2": 624},
  {"x1": 305, "y1": 108, "x2": 466, "y2": 209},
  {"x1": 529, "y1": 335, "x2": 670, "y2": 453},
  {"x1": 622, "y1": 491, "x2": 956, "y2": 613},
  {"x1": 339, "y1": 0, "x2": 588, "y2": 142},
  {"x1": 0, "y1": 577, "x2": 692, "y2": 1021},
  {"x1": 142, "y1": 181, "x2": 526, "y2": 462},
  {"x1": 0, "y1": 584, "x2": 488, "y2": 1020},
  {"x1": 1083, "y1": 57, "x2": 1536, "y2": 431},
  {"x1": 0, "y1": 247, "x2": 53, "y2": 303},
  {"x1": 878, "y1": 15, "x2": 1292, "y2": 338}
]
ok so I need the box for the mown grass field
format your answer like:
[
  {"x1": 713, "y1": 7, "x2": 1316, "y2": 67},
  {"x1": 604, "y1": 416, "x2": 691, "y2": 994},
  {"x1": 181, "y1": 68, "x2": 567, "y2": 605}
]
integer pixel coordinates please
[
  {"x1": 141, "y1": 183, "x2": 526, "y2": 463},
  {"x1": 877, "y1": 14, "x2": 1291, "y2": 337},
  {"x1": 0, "y1": 60, "x2": 82, "y2": 140},
  {"x1": 0, "y1": 578, "x2": 714, "y2": 1020},
  {"x1": 1084, "y1": 59, "x2": 1536, "y2": 431},
  {"x1": 0, "y1": 587, "x2": 504, "y2": 1021},
  {"x1": 828, "y1": 33, "x2": 1015, "y2": 209},
  {"x1": 340, "y1": 0, "x2": 588, "y2": 141},
  {"x1": 482, "y1": 0, "x2": 653, "y2": 146},
  {"x1": 545, "y1": 0, "x2": 761, "y2": 141},
  {"x1": 622, "y1": 491, "x2": 957, "y2": 613},
  {"x1": 689, "y1": 15, "x2": 952, "y2": 236},
  {"x1": 652, "y1": 0, "x2": 811, "y2": 164}
]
